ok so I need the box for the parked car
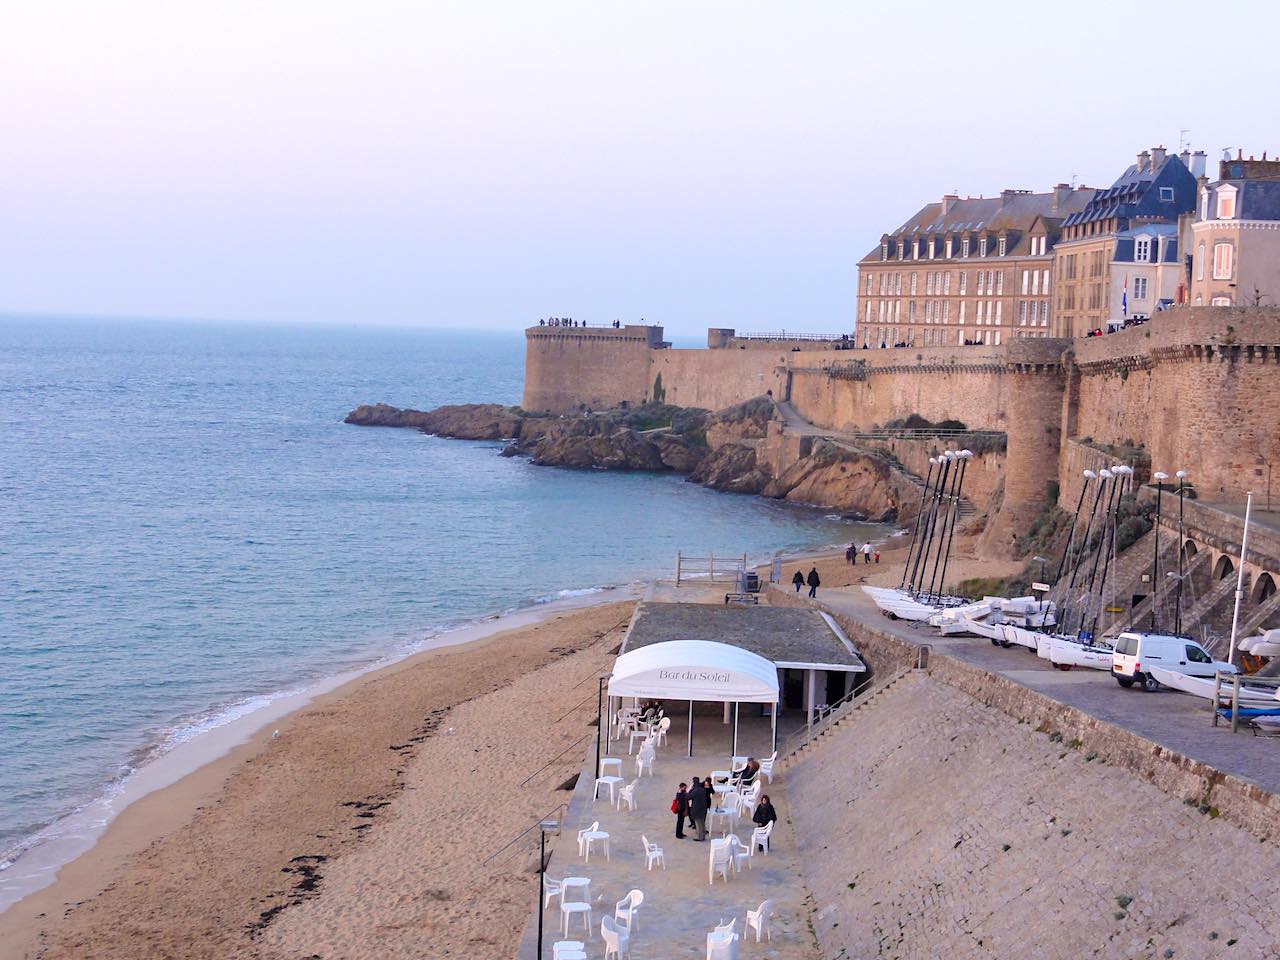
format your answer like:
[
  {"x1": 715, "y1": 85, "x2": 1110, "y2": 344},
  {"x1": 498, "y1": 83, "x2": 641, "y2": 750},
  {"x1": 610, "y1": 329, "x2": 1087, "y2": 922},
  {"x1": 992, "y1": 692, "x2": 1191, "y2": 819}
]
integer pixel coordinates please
[{"x1": 1111, "y1": 632, "x2": 1236, "y2": 691}]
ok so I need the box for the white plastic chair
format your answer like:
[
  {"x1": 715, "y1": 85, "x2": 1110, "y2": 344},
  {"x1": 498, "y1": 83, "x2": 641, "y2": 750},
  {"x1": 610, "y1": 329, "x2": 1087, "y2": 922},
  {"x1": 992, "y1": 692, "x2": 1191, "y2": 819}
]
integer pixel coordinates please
[
  {"x1": 601, "y1": 915, "x2": 631, "y2": 960},
  {"x1": 614, "y1": 888, "x2": 644, "y2": 931},
  {"x1": 635, "y1": 746, "x2": 655, "y2": 777},
  {"x1": 616, "y1": 779, "x2": 638, "y2": 812},
  {"x1": 746, "y1": 899, "x2": 773, "y2": 942},
  {"x1": 543, "y1": 876, "x2": 564, "y2": 909},
  {"x1": 707, "y1": 918, "x2": 739, "y2": 960},
  {"x1": 553, "y1": 941, "x2": 587, "y2": 960},
  {"x1": 627, "y1": 726, "x2": 652, "y2": 754},
  {"x1": 708, "y1": 843, "x2": 732, "y2": 885},
  {"x1": 751, "y1": 820, "x2": 774, "y2": 855},
  {"x1": 727, "y1": 835, "x2": 751, "y2": 874},
  {"x1": 758, "y1": 751, "x2": 777, "y2": 784},
  {"x1": 654, "y1": 716, "x2": 671, "y2": 747},
  {"x1": 641, "y1": 834, "x2": 665, "y2": 870},
  {"x1": 577, "y1": 822, "x2": 610, "y2": 862}
]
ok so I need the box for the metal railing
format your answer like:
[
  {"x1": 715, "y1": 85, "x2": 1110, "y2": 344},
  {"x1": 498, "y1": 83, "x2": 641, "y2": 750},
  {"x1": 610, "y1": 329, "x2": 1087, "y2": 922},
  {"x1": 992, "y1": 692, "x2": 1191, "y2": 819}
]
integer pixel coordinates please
[
  {"x1": 780, "y1": 669, "x2": 906, "y2": 760},
  {"x1": 734, "y1": 331, "x2": 851, "y2": 341},
  {"x1": 518, "y1": 734, "x2": 591, "y2": 788},
  {"x1": 483, "y1": 802, "x2": 567, "y2": 865},
  {"x1": 846, "y1": 428, "x2": 1005, "y2": 440},
  {"x1": 675, "y1": 552, "x2": 748, "y2": 586}
]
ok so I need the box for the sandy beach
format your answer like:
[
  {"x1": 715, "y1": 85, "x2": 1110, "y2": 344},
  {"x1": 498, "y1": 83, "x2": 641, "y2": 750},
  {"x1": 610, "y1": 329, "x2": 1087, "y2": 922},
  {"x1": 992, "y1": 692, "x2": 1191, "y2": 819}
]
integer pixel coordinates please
[{"x1": 1, "y1": 599, "x2": 637, "y2": 960}]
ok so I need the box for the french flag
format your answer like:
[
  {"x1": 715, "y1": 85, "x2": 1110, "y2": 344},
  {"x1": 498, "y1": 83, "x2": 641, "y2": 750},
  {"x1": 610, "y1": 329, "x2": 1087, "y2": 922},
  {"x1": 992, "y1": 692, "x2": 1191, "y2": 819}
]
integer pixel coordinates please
[{"x1": 1122, "y1": 278, "x2": 1128, "y2": 318}]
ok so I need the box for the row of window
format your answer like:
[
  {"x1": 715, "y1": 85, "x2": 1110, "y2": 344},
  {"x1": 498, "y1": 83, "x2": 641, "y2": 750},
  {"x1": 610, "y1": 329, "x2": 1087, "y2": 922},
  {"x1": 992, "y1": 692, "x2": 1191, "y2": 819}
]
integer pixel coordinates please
[
  {"x1": 1019, "y1": 269, "x2": 1051, "y2": 295},
  {"x1": 879, "y1": 234, "x2": 1020, "y2": 261},
  {"x1": 868, "y1": 269, "x2": 1015, "y2": 297},
  {"x1": 861, "y1": 326, "x2": 1012, "y2": 347}
]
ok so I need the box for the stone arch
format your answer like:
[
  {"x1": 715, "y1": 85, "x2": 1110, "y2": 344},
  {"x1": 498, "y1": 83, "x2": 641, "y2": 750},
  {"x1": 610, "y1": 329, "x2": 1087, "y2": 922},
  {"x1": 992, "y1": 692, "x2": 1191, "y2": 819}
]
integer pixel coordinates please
[
  {"x1": 1252, "y1": 572, "x2": 1277, "y2": 605},
  {"x1": 1182, "y1": 539, "x2": 1198, "y2": 560},
  {"x1": 1213, "y1": 554, "x2": 1236, "y2": 581}
]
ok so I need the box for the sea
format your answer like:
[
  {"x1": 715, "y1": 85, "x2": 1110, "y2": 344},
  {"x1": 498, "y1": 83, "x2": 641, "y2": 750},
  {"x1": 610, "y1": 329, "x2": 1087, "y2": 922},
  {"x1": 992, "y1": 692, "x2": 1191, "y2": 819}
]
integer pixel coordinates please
[{"x1": 0, "y1": 315, "x2": 880, "y2": 906}]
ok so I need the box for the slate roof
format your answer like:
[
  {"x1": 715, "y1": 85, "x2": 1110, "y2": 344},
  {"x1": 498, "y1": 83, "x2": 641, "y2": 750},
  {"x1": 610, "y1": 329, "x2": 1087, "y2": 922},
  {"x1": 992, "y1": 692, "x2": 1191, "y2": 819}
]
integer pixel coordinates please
[
  {"x1": 621, "y1": 602, "x2": 866, "y2": 671},
  {"x1": 860, "y1": 187, "x2": 1095, "y2": 262},
  {"x1": 1062, "y1": 153, "x2": 1196, "y2": 229},
  {"x1": 1206, "y1": 179, "x2": 1280, "y2": 221}
]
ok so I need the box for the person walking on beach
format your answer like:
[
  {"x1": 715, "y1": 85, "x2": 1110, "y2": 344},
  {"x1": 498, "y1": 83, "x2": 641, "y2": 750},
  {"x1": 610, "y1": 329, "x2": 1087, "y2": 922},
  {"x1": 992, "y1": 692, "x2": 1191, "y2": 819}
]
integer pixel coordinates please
[
  {"x1": 792, "y1": 570, "x2": 804, "y2": 593},
  {"x1": 688, "y1": 777, "x2": 709, "y2": 841},
  {"x1": 674, "y1": 782, "x2": 689, "y2": 839},
  {"x1": 806, "y1": 566, "x2": 820, "y2": 598},
  {"x1": 863, "y1": 542, "x2": 873, "y2": 563},
  {"x1": 874, "y1": 549, "x2": 881, "y2": 564},
  {"x1": 845, "y1": 544, "x2": 854, "y2": 565}
]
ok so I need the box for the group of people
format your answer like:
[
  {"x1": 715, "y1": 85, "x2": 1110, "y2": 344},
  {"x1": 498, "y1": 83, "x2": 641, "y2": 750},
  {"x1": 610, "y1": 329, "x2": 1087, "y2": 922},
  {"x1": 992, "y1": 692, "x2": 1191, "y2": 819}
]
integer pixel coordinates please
[
  {"x1": 537, "y1": 318, "x2": 628, "y2": 328},
  {"x1": 846, "y1": 542, "x2": 879, "y2": 564},
  {"x1": 791, "y1": 566, "x2": 820, "y2": 597},
  {"x1": 672, "y1": 765, "x2": 776, "y2": 845}
]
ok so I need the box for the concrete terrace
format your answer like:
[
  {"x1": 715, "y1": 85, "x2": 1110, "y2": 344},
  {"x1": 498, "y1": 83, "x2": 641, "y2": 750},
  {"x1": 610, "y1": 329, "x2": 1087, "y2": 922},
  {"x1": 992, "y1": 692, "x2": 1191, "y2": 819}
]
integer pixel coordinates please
[{"x1": 515, "y1": 712, "x2": 818, "y2": 959}]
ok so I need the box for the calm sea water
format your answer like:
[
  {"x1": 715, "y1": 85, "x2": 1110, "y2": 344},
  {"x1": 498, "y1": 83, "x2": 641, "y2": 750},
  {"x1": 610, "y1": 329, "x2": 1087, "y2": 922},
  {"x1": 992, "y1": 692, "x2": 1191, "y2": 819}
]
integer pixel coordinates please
[{"x1": 0, "y1": 316, "x2": 873, "y2": 878}]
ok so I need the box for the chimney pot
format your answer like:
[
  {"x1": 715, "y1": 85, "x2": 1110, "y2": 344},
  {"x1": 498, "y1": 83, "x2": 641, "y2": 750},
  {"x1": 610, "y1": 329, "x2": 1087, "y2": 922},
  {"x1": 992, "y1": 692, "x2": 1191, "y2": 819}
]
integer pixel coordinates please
[{"x1": 1151, "y1": 145, "x2": 1167, "y2": 167}]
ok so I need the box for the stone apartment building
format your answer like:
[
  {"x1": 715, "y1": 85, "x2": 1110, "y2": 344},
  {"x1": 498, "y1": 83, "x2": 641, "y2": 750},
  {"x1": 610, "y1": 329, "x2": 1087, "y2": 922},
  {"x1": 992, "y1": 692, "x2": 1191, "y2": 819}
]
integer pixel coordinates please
[
  {"x1": 1052, "y1": 146, "x2": 1202, "y2": 336},
  {"x1": 855, "y1": 185, "x2": 1093, "y2": 349},
  {"x1": 1187, "y1": 151, "x2": 1280, "y2": 307}
]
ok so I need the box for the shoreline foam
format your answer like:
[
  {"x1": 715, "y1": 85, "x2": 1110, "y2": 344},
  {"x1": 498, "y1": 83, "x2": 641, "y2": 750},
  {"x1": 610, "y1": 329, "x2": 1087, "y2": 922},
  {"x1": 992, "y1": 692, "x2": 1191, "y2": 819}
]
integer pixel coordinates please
[{"x1": 0, "y1": 582, "x2": 642, "y2": 918}]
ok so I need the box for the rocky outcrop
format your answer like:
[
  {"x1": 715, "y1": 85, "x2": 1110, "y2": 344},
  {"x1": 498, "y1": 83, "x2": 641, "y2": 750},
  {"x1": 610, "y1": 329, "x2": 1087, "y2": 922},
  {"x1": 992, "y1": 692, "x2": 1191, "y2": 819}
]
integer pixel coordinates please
[
  {"x1": 761, "y1": 442, "x2": 920, "y2": 523},
  {"x1": 530, "y1": 427, "x2": 668, "y2": 470},
  {"x1": 703, "y1": 396, "x2": 773, "y2": 450},
  {"x1": 689, "y1": 442, "x2": 772, "y2": 494},
  {"x1": 344, "y1": 403, "x2": 529, "y2": 440}
]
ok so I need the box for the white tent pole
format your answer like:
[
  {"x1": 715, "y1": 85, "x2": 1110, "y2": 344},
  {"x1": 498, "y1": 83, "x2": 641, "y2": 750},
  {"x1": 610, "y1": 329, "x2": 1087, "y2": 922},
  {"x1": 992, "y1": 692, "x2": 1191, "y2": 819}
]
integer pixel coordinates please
[
  {"x1": 732, "y1": 702, "x2": 739, "y2": 757},
  {"x1": 687, "y1": 699, "x2": 694, "y2": 757},
  {"x1": 1229, "y1": 491, "x2": 1253, "y2": 664},
  {"x1": 770, "y1": 702, "x2": 777, "y2": 755}
]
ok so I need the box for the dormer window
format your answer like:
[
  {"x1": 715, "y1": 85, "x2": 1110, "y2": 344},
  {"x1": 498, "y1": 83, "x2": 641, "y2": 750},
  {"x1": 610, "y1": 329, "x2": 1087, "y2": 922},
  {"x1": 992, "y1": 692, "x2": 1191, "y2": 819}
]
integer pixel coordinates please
[
  {"x1": 1134, "y1": 236, "x2": 1151, "y2": 262},
  {"x1": 961, "y1": 237, "x2": 970, "y2": 257},
  {"x1": 944, "y1": 238, "x2": 953, "y2": 259},
  {"x1": 928, "y1": 239, "x2": 936, "y2": 259},
  {"x1": 997, "y1": 237, "x2": 1007, "y2": 256},
  {"x1": 1217, "y1": 185, "x2": 1237, "y2": 220},
  {"x1": 881, "y1": 242, "x2": 889, "y2": 260},
  {"x1": 913, "y1": 240, "x2": 920, "y2": 260},
  {"x1": 978, "y1": 237, "x2": 988, "y2": 257},
  {"x1": 897, "y1": 240, "x2": 905, "y2": 259}
]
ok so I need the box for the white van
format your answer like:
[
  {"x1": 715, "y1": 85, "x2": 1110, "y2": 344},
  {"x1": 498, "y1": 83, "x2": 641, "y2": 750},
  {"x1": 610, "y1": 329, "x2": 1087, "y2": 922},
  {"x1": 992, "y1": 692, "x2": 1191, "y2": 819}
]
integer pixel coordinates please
[{"x1": 1111, "y1": 632, "x2": 1236, "y2": 691}]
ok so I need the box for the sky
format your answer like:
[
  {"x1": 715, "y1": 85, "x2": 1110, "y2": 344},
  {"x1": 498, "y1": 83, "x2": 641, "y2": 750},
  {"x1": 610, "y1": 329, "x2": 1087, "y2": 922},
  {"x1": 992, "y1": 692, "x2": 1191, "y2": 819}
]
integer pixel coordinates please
[{"x1": 3, "y1": 0, "x2": 1278, "y2": 337}]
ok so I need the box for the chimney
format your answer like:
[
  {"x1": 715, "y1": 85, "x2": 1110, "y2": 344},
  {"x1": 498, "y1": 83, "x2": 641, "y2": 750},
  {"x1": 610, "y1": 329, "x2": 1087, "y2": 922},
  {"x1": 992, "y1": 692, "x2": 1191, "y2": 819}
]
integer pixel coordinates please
[
  {"x1": 1179, "y1": 148, "x2": 1191, "y2": 169},
  {"x1": 942, "y1": 194, "x2": 959, "y2": 215},
  {"x1": 1151, "y1": 145, "x2": 1167, "y2": 168},
  {"x1": 1137, "y1": 150, "x2": 1151, "y2": 173},
  {"x1": 1052, "y1": 183, "x2": 1072, "y2": 211},
  {"x1": 1190, "y1": 150, "x2": 1207, "y2": 178}
]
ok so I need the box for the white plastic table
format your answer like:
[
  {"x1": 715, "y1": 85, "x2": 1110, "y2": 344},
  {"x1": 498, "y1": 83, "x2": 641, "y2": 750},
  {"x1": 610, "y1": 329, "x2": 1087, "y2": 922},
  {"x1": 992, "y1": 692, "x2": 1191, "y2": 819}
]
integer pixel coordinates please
[
  {"x1": 593, "y1": 774, "x2": 623, "y2": 803},
  {"x1": 579, "y1": 827, "x2": 610, "y2": 862},
  {"x1": 598, "y1": 757, "x2": 622, "y2": 777}
]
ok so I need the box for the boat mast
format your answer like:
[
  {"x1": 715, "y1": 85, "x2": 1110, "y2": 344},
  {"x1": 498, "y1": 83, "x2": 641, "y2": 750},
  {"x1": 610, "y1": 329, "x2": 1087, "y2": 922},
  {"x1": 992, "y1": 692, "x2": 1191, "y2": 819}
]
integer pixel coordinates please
[
  {"x1": 899, "y1": 458, "x2": 937, "y2": 591},
  {"x1": 1087, "y1": 465, "x2": 1130, "y2": 641},
  {"x1": 925, "y1": 450, "x2": 964, "y2": 601},
  {"x1": 1149, "y1": 472, "x2": 1169, "y2": 631},
  {"x1": 1060, "y1": 469, "x2": 1106, "y2": 636},
  {"x1": 1228, "y1": 491, "x2": 1254, "y2": 664},
  {"x1": 1076, "y1": 468, "x2": 1120, "y2": 641},
  {"x1": 909, "y1": 452, "x2": 952, "y2": 597},
  {"x1": 935, "y1": 449, "x2": 973, "y2": 602},
  {"x1": 1174, "y1": 470, "x2": 1188, "y2": 635}
]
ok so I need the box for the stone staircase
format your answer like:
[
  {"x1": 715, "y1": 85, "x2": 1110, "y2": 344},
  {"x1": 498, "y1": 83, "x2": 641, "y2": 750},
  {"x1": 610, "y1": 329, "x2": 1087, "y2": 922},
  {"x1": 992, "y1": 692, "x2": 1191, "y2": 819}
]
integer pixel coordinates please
[
  {"x1": 1102, "y1": 538, "x2": 1200, "y2": 636},
  {"x1": 1184, "y1": 577, "x2": 1241, "y2": 656},
  {"x1": 781, "y1": 666, "x2": 918, "y2": 766},
  {"x1": 1236, "y1": 588, "x2": 1280, "y2": 640}
]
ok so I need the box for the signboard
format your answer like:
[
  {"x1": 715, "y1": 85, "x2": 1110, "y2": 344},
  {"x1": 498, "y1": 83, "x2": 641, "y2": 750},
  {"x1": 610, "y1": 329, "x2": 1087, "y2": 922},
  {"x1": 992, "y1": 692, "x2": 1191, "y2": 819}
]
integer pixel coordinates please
[{"x1": 1031, "y1": 582, "x2": 1051, "y2": 593}]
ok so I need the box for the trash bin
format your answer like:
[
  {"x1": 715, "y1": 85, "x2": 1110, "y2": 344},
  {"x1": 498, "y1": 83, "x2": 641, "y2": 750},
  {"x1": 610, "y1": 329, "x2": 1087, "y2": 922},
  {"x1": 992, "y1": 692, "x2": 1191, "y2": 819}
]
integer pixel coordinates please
[{"x1": 745, "y1": 572, "x2": 760, "y2": 593}]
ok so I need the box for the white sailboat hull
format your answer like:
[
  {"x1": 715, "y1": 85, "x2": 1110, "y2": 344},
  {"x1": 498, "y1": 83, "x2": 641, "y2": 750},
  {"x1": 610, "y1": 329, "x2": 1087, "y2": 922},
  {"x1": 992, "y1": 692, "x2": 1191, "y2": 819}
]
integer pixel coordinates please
[{"x1": 1146, "y1": 666, "x2": 1278, "y2": 706}]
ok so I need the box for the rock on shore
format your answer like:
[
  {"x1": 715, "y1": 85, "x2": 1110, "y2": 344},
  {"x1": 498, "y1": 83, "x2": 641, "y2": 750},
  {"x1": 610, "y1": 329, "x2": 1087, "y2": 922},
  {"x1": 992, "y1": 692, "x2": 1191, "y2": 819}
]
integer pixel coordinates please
[{"x1": 344, "y1": 403, "x2": 527, "y2": 440}]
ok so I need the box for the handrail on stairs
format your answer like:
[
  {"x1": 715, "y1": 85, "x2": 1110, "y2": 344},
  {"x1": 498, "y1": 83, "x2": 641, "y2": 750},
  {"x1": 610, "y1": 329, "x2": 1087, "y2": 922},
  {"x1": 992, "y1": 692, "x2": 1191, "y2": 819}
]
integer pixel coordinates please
[{"x1": 780, "y1": 668, "x2": 909, "y2": 760}]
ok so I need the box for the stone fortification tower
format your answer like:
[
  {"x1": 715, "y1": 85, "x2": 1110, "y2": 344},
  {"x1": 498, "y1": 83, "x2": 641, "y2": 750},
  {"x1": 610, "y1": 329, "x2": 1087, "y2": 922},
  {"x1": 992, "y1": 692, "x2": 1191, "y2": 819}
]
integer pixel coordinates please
[{"x1": 522, "y1": 324, "x2": 665, "y2": 414}]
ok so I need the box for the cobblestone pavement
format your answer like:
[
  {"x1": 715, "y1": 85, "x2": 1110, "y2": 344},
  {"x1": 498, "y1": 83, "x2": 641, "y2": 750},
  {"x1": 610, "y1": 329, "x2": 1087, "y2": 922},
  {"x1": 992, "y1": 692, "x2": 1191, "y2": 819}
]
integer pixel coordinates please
[{"x1": 790, "y1": 672, "x2": 1280, "y2": 960}]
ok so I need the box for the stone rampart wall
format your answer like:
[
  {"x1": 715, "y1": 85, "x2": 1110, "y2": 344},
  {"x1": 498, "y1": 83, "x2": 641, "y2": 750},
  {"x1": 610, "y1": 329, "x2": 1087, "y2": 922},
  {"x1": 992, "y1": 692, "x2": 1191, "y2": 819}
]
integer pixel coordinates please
[
  {"x1": 647, "y1": 346, "x2": 786, "y2": 411},
  {"x1": 522, "y1": 326, "x2": 661, "y2": 413}
]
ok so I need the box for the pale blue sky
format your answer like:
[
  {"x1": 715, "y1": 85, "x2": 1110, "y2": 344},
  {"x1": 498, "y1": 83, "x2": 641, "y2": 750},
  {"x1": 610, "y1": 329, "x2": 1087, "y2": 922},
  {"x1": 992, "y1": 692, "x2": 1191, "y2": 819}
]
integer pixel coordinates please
[{"x1": 3, "y1": 0, "x2": 1276, "y2": 336}]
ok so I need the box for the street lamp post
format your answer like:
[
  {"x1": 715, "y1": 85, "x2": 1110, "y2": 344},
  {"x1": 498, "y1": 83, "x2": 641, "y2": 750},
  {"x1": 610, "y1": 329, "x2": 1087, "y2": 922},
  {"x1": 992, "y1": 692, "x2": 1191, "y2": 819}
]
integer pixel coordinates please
[{"x1": 1033, "y1": 555, "x2": 1049, "y2": 585}]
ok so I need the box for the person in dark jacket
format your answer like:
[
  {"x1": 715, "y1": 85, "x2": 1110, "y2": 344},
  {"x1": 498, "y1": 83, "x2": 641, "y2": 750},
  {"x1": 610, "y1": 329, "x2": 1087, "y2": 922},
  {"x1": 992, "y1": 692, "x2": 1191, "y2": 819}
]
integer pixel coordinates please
[
  {"x1": 674, "y1": 782, "x2": 689, "y2": 839},
  {"x1": 687, "y1": 778, "x2": 709, "y2": 840},
  {"x1": 753, "y1": 794, "x2": 778, "y2": 849},
  {"x1": 792, "y1": 570, "x2": 804, "y2": 592},
  {"x1": 806, "y1": 566, "x2": 820, "y2": 598}
]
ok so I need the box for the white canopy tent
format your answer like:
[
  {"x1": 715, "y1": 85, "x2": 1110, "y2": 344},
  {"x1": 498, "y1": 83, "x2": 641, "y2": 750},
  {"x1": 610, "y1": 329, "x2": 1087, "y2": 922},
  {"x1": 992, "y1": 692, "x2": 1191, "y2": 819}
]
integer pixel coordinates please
[{"x1": 607, "y1": 639, "x2": 780, "y2": 756}]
